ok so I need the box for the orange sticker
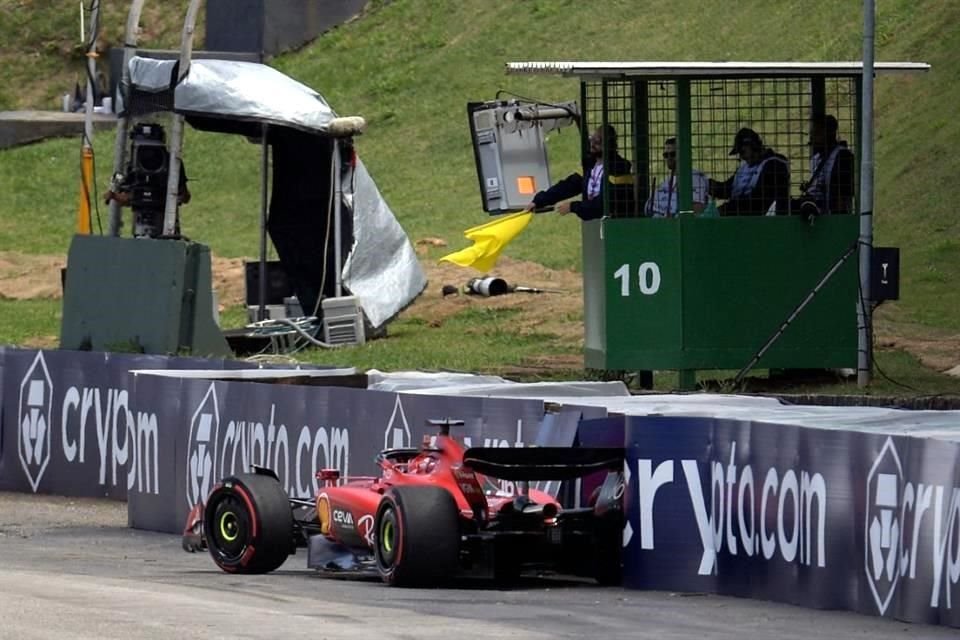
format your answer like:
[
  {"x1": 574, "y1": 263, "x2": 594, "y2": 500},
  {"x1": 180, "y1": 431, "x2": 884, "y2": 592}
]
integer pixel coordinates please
[{"x1": 516, "y1": 176, "x2": 536, "y2": 195}]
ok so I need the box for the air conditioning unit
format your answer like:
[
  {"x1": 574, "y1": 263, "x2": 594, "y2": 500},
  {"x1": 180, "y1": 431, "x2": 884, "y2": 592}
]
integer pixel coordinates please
[{"x1": 322, "y1": 296, "x2": 365, "y2": 347}]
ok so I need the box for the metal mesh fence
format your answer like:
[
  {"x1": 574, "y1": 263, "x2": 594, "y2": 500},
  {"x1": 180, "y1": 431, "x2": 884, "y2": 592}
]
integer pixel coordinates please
[
  {"x1": 582, "y1": 80, "x2": 637, "y2": 218},
  {"x1": 646, "y1": 80, "x2": 677, "y2": 216},
  {"x1": 579, "y1": 76, "x2": 858, "y2": 218}
]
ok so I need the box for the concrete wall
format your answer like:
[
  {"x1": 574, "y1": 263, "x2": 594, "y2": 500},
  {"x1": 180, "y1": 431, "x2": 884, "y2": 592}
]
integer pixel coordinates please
[{"x1": 206, "y1": 0, "x2": 369, "y2": 57}]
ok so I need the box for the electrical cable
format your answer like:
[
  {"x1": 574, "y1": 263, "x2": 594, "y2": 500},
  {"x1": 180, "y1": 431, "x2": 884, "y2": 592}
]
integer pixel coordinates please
[
  {"x1": 312, "y1": 143, "x2": 337, "y2": 318},
  {"x1": 731, "y1": 238, "x2": 926, "y2": 394},
  {"x1": 275, "y1": 317, "x2": 335, "y2": 348},
  {"x1": 872, "y1": 352, "x2": 921, "y2": 393},
  {"x1": 244, "y1": 316, "x2": 337, "y2": 350},
  {"x1": 855, "y1": 241, "x2": 921, "y2": 392}
]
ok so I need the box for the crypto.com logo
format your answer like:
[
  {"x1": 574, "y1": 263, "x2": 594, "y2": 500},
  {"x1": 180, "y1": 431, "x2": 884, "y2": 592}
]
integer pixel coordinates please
[
  {"x1": 18, "y1": 352, "x2": 54, "y2": 492},
  {"x1": 866, "y1": 437, "x2": 904, "y2": 615},
  {"x1": 384, "y1": 395, "x2": 410, "y2": 449},
  {"x1": 186, "y1": 383, "x2": 220, "y2": 508}
]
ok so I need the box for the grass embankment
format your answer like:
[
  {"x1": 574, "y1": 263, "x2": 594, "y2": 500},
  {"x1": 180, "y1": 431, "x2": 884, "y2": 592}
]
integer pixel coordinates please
[{"x1": 0, "y1": 0, "x2": 957, "y2": 394}]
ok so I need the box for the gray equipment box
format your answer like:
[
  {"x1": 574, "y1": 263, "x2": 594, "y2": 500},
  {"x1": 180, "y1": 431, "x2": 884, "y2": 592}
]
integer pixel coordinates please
[
  {"x1": 246, "y1": 304, "x2": 288, "y2": 324},
  {"x1": 467, "y1": 99, "x2": 578, "y2": 214},
  {"x1": 322, "y1": 296, "x2": 365, "y2": 347}
]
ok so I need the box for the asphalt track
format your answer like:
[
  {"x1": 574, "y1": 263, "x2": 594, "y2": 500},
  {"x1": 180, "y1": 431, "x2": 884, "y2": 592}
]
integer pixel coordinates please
[{"x1": 0, "y1": 493, "x2": 954, "y2": 640}]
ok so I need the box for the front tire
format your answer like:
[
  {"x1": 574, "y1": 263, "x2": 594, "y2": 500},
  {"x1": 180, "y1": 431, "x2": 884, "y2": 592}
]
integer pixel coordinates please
[
  {"x1": 204, "y1": 473, "x2": 294, "y2": 574},
  {"x1": 374, "y1": 486, "x2": 460, "y2": 587}
]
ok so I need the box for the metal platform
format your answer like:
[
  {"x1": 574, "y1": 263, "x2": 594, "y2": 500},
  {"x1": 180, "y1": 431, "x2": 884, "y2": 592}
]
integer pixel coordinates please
[{"x1": 0, "y1": 110, "x2": 117, "y2": 150}]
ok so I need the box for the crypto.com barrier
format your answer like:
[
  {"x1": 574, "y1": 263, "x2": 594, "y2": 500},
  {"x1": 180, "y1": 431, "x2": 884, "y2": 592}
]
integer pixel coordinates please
[
  {"x1": 620, "y1": 415, "x2": 960, "y2": 628},
  {"x1": 125, "y1": 374, "x2": 577, "y2": 533},
  {"x1": 0, "y1": 347, "x2": 592, "y2": 533},
  {"x1": 0, "y1": 347, "x2": 281, "y2": 499}
]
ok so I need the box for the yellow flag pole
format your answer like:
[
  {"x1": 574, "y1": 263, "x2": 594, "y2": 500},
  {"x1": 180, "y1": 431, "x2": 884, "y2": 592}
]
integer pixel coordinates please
[{"x1": 77, "y1": 145, "x2": 93, "y2": 234}]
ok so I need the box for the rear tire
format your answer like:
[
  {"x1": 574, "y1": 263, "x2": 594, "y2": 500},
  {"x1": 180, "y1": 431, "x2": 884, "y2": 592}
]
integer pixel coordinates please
[
  {"x1": 204, "y1": 473, "x2": 294, "y2": 574},
  {"x1": 374, "y1": 486, "x2": 460, "y2": 587}
]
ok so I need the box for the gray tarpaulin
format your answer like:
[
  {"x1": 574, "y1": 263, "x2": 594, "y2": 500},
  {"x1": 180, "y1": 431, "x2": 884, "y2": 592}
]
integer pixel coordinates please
[
  {"x1": 125, "y1": 57, "x2": 426, "y2": 328},
  {"x1": 127, "y1": 57, "x2": 337, "y2": 134},
  {"x1": 340, "y1": 159, "x2": 426, "y2": 326}
]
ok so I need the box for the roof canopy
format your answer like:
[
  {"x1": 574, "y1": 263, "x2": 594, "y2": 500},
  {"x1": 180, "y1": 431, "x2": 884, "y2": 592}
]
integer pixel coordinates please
[
  {"x1": 123, "y1": 55, "x2": 422, "y2": 329},
  {"x1": 128, "y1": 56, "x2": 345, "y2": 135},
  {"x1": 505, "y1": 61, "x2": 931, "y2": 79}
]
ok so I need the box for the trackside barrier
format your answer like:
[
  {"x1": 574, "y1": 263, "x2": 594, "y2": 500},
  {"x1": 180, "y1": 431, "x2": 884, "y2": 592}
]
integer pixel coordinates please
[
  {"x1": 620, "y1": 415, "x2": 960, "y2": 628},
  {"x1": 0, "y1": 348, "x2": 596, "y2": 533},
  {"x1": 127, "y1": 374, "x2": 592, "y2": 533},
  {"x1": 0, "y1": 347, "x2": 313, "y2": 499},
  {"x1": 8, "y1": 347, "x2": 958, "y2": 629}
]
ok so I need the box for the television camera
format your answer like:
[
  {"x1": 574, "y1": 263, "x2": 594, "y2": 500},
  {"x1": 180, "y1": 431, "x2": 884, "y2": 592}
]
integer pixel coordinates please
[{"x1": 109, "y1": 122, "x2": 188, "y2": 238}]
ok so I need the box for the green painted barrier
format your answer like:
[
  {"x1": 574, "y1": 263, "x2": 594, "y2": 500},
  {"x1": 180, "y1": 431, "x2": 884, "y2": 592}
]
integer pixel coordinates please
[
  {"x1": 582, "y1": 215, "x2": 858, "y2": 372},
  {"x1": 60, "y1": 235, "x2": 232, "y2": 357}
]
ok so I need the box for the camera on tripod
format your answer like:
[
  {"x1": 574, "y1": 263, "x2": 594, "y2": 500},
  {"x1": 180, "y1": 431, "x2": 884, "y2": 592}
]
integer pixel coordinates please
[{"x1": 112, "y1": 122, "x2": 175, "y2": 238}]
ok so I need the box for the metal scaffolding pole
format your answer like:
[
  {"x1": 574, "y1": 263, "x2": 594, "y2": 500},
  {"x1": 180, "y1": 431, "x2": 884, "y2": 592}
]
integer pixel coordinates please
[
  {"x1": 858, "y1": 0, "x2": 876, "y2": 387},
  {"x1": 259, "y1": 123, "x2": 270, "y2": 321},
  {"x1": 108, "y1": 0, "x2": 146, "y2": 237},
  {"x1": 78, "y1": 0, "x2": 101, "y2": 235},
  {"x1": 162, "y1": 0, "x2": 202, "y2": 237}
]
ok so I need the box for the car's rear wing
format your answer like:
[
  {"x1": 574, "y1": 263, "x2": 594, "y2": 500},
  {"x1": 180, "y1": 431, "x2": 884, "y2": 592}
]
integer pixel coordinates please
[{"x1": 463, "y1": 447, "x2": 624, "y2": 481}]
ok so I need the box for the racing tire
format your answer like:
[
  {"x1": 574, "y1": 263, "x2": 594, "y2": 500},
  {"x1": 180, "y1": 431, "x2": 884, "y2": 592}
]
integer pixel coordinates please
[
  {"x1": 204, "y1": 473, "x2": 294, "y2": 574},
  {"x1": 374, "y1": 486, "x2": 460, "y2": 587}
]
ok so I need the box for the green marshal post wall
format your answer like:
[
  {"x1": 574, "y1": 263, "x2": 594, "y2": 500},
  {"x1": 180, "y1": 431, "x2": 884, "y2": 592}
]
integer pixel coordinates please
[{"x1": 582, "y1": 215, "x2": 859, "y2": 373}]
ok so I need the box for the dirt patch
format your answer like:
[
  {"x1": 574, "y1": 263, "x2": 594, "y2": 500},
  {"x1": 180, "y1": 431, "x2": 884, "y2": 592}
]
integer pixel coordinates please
[
  {"x1": 209, "y1": 256, "x2": 246, "y2": 308},
  {"x1": 0, "y1": 252, "x2": 66, "y2": 300},
  {"x1": 21, "y1": 335, "x2": 59, "y2": 350},
  {"x1": 0, "y1": 250, "x2": 248, "y2": 308},
  {"x1": 874, "y1": 311, "x2": 960, "y2": 373},
  {"x1": 3, "y1": 250, "x2": 958, "y2": 378},
  {"x1": 0, "y1": 249, "x2": 585, "y2": 372},
  {"x1": 405, "y1": 257, "x2": 585, "y2": 346}
]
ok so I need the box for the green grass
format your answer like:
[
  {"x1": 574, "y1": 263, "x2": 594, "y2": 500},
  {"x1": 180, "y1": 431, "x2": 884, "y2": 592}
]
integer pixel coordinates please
[
  {"x1": 0, "y1": 0, "x2": 203, "y2": 110},
  {"x1": 0, "y1": 0, "x2": 958, "y2": 392},
  {"x1": 282, "y1": 307, "x2": 579, "y2": 373},
  {"x1": 0, "y1": 299, "x2": 60, "y2": 345},
  {"x1": 0, "y1": 130, "x2": 263, "y2": 256},
  {"x1": 684, "y1": 349, "x2": 960, "y2": 398}
]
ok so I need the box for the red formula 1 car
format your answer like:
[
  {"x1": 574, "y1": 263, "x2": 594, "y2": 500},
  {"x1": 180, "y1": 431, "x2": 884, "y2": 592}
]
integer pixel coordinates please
[{"x1": 183, "y1": 419, "x2": 624, "y2": 586}]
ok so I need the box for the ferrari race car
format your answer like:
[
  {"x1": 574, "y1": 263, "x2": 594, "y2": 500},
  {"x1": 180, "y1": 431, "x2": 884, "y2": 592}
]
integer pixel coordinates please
[{"x1": 183, "y1": 419, "x2": 625, "y2": 586}]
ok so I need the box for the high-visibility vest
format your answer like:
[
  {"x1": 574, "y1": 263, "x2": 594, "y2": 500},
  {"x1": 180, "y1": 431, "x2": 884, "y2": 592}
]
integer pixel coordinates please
[
  {"x1": 806, "y1": 143, "x2": 849, "y2": 213},
  {"x1": 731, "y1": 155, "x2": 789, "y2": 198}
]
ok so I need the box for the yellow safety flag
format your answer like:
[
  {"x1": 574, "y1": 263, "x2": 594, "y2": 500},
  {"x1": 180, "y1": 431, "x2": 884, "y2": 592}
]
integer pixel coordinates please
[{"x1": 438, "y1": 211, "x2": 533, "y2": 273}]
